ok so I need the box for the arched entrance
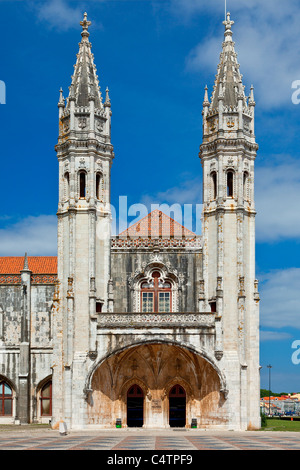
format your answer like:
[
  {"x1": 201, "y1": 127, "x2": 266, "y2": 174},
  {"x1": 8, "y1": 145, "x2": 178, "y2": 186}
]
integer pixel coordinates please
[
  {"x1": 87, "y1": 342, "x2": 226, "y2": 428},
  {"x1": 127, "y1": 384, "x2": 144, "y2": 427},
  {"x1": 169, "y1": 384, "x2": 186, "y2": 428}
]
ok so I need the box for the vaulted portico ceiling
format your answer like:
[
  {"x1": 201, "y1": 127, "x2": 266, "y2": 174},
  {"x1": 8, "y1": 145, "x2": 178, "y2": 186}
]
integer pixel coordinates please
[{"x1": 118, "y1": 209, "x2": 196, "y2": 239}]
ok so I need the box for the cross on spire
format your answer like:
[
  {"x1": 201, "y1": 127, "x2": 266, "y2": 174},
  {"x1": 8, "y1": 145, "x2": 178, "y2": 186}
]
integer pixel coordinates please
[
  {"x1": 223, "y1": 11, "x2": 234, "y2": 41},
  {"x1": 80, "y1": 12, "x2": 91, "y2": 40}
]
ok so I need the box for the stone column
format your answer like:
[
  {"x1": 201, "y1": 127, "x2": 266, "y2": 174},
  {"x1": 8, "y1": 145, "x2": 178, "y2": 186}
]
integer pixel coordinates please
[{"x1": 18, "y1": 255, "x2": 31, "y2": 424}]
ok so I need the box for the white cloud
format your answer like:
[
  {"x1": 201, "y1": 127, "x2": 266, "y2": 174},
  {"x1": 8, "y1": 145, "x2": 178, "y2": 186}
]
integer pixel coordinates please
[
  {"x1": 177, "y1": 0, "x2": 300, "y2": 110},
  {"x1": 34, "y1": 0, "x2": 84, "y2": 31},
  {"x1": 260, "y1": 331, "x2": 292, "y2": 342},
  {"x1": 0, "y1": 215, "x2": 57, "y2": 256},
  {"x1": 260, "y1": 268, "x2": 300, "y2": 330},
  {"x1": 255, "y1": 158, "x2": 300, "y2": 242}
]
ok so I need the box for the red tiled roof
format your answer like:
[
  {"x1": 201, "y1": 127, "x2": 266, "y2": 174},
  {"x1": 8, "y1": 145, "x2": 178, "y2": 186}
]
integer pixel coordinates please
[
  {"x1": 118, "y1": 210, "x2": 196, "y2": 238},
  {"x1": 0, "y1": 257, "x2": 57, "y2": 274}
]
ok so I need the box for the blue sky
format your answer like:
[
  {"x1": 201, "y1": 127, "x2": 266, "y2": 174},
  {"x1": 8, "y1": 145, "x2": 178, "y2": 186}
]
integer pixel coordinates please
[{"x1": 1, "y1": 0, "x2": 300, "y2": 393}]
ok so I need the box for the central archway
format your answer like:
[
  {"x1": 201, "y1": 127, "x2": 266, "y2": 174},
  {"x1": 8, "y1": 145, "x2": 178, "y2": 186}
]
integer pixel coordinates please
[
  {"x1": 169, "y1": 384, "x2": 186, "y2": 428},
  {"x1": 87, "y1": 342, "x2": 227, "y2": 428},
  {"x1": 127, "y1": 384, "x2": 144, "y2": 427}
]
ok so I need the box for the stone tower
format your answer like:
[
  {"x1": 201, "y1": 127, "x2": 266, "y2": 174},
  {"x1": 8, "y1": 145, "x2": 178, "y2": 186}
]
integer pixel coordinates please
[
  {"x1": 52, "y1": 13, "x2": 114, "y2": 428},
  {"x1": 199, "y1": 13, "x2": 260, "y2": 429}
]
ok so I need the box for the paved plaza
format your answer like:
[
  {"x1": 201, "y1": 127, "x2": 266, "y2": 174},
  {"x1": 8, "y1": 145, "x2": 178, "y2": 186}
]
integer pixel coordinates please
[{"x1": 0, "y1": 426, "x2": 300, "y2": 451}]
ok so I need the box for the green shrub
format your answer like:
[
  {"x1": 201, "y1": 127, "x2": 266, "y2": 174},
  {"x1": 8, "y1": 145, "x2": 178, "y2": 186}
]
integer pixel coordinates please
[{"x1": 260, "y1": 412, "x2": 267, "y2": 427}]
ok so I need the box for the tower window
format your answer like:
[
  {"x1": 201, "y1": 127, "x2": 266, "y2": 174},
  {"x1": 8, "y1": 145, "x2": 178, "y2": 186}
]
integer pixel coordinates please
[
  {"x1": 96, "y1": 173, "x2": 103, "y2": 201},
  {"x1": 79, "y1": 171, "x2": 86, "y2": 198},
  {"x1": 227, "y1": 171, "x2": 234, "y2": 197},
  {"x1": 211, "y1": 171, "x2": 217, "y2": 199}
]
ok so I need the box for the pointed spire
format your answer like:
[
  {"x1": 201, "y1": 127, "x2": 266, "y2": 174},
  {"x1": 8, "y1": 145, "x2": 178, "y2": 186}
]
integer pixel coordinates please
[
  {"x1": 66, "y1": 12, "x2": 102, "y2": 109},
  {"x1": 210, "y1": 13, "x2": 247, "y2": 111}
]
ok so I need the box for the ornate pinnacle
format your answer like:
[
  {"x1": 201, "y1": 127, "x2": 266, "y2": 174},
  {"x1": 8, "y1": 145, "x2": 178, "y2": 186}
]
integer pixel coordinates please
[
  {"x1": 104, "y1": 87, "x2": 111, "y2": 107},
  {"x1": 80, "y1": 12, "x2": 91, "y2": 40},
  {"x1": 203, "y1": 85, "x2": 210, "y2": 107},
  {"x1": 22, "y1": 252, "x2": 30, "y2": 271},
  {"x1": 58, "y1": 88, "x2": 65, "y2": 108},
  {"x1": 249, "y1": 85, "x2": 256, "y2": 106}
]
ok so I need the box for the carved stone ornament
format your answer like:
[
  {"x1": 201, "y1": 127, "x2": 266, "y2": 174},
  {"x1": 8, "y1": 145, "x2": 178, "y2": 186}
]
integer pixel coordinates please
[
  {"x1": 215, "y1": 350, "x2": 223, "y2": 361},
  {"x1": 96, "y1": 119, "x2": 105, "y2": 132},
  {"x1": 95, "y1": 159, "x2": 103, "y2": 171},
  {"x1": 79, "y1": 158, "x2": 86, "y2": 169},
  {"x1": 78, "y1": 117, "x2": 87, "y2": 129}
]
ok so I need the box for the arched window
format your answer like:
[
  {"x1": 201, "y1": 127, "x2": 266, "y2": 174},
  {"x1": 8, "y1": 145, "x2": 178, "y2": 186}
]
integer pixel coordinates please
[
  {"x1": 141, "y1": 271, "x2": 172, "y2": 313},
  {"x1": 0, "y1": 381, "x2": 13, "y2": 416},
  {"x1": 96, "y1": 172, "x2": 103, "y2": 201},
  {"x1": 211, "y1": 171, "x2": 217, "y2": 199},
  {"x1": 227, "y1": 170, "x2": 234, "y2": 197},
  {"x1": 79, "y1": 171, "x2": 86, "y2": 198},
  {"x1": 40, "y1": 381, "x2": 52, "y2": 417}
]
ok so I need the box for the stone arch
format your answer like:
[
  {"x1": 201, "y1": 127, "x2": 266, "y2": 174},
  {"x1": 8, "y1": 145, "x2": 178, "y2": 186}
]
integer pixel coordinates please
[
  {"x1": 85, "y1": 338, "x2": 227, "y2": 398},
  {"x1": 0, "y1": 374, "x2": 17, "y2": 394},
  {"x1": 86, "y1": 341, "x2": 228, "y2": 428},
  {"x1": 163, "y1": 377, "x2": 194, "y2": 401},
  {"x1": 119, "y1": 376, "x2": 149, "y2": 402}
]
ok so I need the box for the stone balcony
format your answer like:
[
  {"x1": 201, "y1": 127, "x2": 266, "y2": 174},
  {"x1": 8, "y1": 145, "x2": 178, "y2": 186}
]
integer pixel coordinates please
[{"x1": 97, "y1": 312, "x2": 215, "y2": 329}]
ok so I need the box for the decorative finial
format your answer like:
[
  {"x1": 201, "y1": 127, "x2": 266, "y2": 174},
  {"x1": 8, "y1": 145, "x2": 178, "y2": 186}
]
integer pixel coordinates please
[
  {"x1": 23, "y1": 252, "x2": 29, "y2": 271},
  {"x1": 223, "y1": 11, "x2": 234, "y2": 30},
  {"x1": 80, "y1": 12, "x2": 91, "y2": 40},
  {"x1": 223, "y1": 11, "x2": 234, "y2": 43},
  {"x1": 203, "y1": 85, "x2": 210, "y2": 106},
  {"x1": 249, "y1": 85, "x2": 256, "y2": 106},
  {"x1": 58, "y1": 88, "x2": 65, "y2": 107},
  {"x1": 104, "y1": 87, "x2": 111, "y2": 107}
]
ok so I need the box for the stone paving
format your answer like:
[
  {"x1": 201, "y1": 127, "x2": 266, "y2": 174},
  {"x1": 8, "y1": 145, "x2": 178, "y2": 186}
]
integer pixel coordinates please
[{"x1": 1, "y1": 427, "x2": 300, "y2": 451}]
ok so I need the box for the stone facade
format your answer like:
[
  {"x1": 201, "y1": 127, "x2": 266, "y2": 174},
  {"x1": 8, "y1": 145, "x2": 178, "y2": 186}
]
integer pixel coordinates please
[{"x1": 0, "y1": 13, "x2": 260, "y2": 430}]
